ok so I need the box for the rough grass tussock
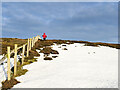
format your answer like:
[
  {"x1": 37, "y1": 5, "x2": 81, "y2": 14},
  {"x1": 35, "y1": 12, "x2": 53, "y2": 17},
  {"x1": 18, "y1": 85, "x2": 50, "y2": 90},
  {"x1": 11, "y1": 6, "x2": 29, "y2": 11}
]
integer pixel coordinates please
[
  {"x1": 84, "y1": 43, "x2": 99, "y2": 47},
  {"x1": 63, "y1": 48, "x2": 68, "y2": 50},
  {"x1": 44, "y1": 57, "x2": 53, "y2": 60},
  {"x1": 52, "y1": 56, "x2": 58, "y2": 58},
  {"x1": 2, "y1": 78, "x2": 20, "y2": 90},
  {"x1": 29, "y1": 50, "x2": 40, "y2": 57},
  {"x1": 40, "y1": 47, "x2": 59, "y2": 54}
]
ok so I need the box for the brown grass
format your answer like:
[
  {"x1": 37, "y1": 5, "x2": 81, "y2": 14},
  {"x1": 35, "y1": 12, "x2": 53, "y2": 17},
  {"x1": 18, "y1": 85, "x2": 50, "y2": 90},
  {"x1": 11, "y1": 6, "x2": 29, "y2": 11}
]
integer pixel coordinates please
[
  {"x1": 0, "y1": 38, "x2": 120, "y2": 56},
  {"x1": 52, "y1": 56, "x2": 58, "y2": 58},
  {"x1": 0, "y1": 38, "x2": 27, "y2": 55},
  {"x1": 84, "y1": 42, "x2": 99, "y2": 47},
  {"x1": 29, "y1": 50, "x2": 40, "y2": 57},
  {"x1": 2, "y1": 78, "x2": 20, "y2": 90},
  {"x1": 63, "y1": 48, "x2": 68, "y2": 50},
  {"x1": 40, "y1": 47, "x2": 59, "y2": 54}
]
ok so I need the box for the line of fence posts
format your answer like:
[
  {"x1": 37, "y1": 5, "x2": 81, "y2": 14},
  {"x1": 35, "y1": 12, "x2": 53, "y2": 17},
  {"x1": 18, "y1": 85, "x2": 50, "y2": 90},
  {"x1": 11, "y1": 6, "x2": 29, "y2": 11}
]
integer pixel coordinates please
[{"x1": 6, "y1": 35, "x2": 39, "y2": 81}]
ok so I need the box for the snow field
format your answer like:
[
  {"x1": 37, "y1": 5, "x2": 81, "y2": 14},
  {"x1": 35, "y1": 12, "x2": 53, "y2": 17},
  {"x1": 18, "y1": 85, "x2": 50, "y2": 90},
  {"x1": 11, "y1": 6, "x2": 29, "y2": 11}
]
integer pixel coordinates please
[{"x1": 11, "y1": 43, "x2": 118, "y2": 88}]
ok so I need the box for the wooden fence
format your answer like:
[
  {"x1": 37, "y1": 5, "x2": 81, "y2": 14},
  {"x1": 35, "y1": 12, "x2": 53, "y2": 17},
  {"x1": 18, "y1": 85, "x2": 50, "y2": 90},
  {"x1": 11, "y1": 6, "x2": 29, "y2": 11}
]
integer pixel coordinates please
[{"x1": 0, "y1": 35, "x2": 41, "y2": 81}]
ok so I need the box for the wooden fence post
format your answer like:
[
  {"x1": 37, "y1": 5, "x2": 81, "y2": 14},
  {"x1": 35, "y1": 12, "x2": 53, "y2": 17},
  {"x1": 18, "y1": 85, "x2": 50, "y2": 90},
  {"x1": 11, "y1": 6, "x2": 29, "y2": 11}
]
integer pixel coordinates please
[
  {"x1": 32, "y1": 38, "x2": 33, "y2": 47},
  {"x1": 33, "y1": 37, "x2": 35, "y2": 45},
  {"x1": 27, "y1": 39, "x2": 29, "y2": 57},
  {"x1": 36, "y1": 36, "x2": 37, "y2": 41},
  {"x1": 38, "y1": 35, "x2": 41, "y2": 40},
  {"x1": 37, "y1": 36, "x2": 38, "y2": 41},
  {"x1": 14, "y1": 44, "x2": 17, "y2": 76},
  {"x1": 29, "y1": 38, "x2": 31, "y2": 50},
  {"x1": 7, "y1": 46, "x2": 11, "y2": 81},
  {"x1": 22, "y1": 45, "x2": 25, "y2": 65},
  {"x1": 33, "y1": 37, "x2": 34, "y2": 46},
  {"x1": 29, "y1": 38, "x2": 30, "y2": 50}
]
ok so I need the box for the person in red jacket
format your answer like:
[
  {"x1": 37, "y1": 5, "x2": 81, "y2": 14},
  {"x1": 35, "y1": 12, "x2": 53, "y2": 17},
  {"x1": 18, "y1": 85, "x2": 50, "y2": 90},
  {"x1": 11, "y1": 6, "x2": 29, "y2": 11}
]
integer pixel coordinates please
[{"x1": 42, "y1": 33, "x2": 47, "y2": 40}]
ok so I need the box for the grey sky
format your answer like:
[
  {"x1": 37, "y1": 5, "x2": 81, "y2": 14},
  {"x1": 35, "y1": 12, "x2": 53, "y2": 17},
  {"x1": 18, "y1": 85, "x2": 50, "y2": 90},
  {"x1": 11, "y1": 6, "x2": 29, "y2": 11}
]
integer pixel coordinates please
[{"x1": 2, "y1": 2, "x2": 118, "y2": 43}]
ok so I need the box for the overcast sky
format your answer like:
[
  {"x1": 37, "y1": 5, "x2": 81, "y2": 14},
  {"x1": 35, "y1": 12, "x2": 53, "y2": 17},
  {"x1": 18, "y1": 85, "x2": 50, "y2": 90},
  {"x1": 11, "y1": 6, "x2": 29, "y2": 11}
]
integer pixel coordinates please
[{"x1": 2, "y1": 2, "x2": 118, "y2": 43}]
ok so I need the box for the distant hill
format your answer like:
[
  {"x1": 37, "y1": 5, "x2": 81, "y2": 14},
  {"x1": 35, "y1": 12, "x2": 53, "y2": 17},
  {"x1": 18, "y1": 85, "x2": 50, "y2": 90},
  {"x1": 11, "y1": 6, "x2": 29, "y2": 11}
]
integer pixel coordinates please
[{"x1": 0, "y1": 38, "x2": 120, "y2": 55}]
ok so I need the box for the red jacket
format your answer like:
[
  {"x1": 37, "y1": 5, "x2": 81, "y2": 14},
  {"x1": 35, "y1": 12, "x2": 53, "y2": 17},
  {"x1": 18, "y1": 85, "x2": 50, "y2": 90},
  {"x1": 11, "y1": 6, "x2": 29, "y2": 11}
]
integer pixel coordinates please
[{"x1": 42, "y1": 33, "x2": 47, "y2": 39}]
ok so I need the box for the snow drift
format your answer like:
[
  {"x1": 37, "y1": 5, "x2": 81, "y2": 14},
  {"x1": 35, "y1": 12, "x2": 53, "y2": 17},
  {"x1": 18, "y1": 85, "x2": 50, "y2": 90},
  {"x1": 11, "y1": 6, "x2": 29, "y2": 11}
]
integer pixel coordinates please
[{"x1": 11, "y1": 43, "x2": 118, "y2": 88}]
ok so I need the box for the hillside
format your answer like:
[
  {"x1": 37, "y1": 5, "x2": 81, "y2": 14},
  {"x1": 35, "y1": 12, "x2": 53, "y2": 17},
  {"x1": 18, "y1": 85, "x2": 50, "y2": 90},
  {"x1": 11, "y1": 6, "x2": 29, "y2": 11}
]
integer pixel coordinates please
[
  {"x1": 0, "y1": 38, "x2": 119, "y2": 89},
  {"x1": 0, "y1": 38, "x2": 120, "y2": 55}
]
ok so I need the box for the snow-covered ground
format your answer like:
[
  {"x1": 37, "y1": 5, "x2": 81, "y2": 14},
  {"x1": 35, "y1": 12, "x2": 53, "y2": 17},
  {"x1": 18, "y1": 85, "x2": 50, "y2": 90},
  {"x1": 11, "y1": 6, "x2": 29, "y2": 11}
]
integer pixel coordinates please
[
  {"x1": 0, "y1": 55, "x2": 21, "y2": 88},
  {"x1": 12, "y1": 43, "x2": 118, "y2": 88}
]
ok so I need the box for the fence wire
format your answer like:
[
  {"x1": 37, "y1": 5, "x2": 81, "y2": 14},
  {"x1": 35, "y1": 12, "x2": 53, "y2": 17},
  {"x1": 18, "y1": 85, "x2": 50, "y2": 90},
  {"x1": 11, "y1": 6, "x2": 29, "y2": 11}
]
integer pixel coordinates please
[
  {"x1": 0, "y1": 56, "x2": 19, "y2": 85},
  {"x1": 0, "y1": 35, "x2": 40, "y2": 88}
]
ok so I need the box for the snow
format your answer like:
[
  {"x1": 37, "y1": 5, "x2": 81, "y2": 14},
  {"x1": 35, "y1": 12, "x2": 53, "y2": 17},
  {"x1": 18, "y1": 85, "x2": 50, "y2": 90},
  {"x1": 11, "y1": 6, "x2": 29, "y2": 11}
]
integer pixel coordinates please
[
  {"x1": 0, "y1": 55, "x2": 4, "y2": 60},
  {"x1": 11, "y1": 43, "x2": 118, "y2": 88},
  {"x1": 0, "y1": 55, "x2": 21, "y2": 88}
]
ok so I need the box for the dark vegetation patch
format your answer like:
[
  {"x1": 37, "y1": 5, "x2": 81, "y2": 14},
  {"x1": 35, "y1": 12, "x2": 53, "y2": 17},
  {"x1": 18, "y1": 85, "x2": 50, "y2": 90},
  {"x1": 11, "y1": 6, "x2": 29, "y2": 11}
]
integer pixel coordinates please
[
  {"x1": 51, "y1": 49, "x2": 59, "y2": 54},
  {"x1": 24, "y1": 55, "x2": 34, "y2": 60},
  {"x1": 52, "y1": 56, "x2": 58, "y2": 58},
  {"x1": 37, "y1": 48, "x2": 41, "y2": 50},
  {"x1": 62, "y1": 45, "x2": 67, "y2": 46},
  {"x1": 13, "y1": 58, "x2": 37, "y2": 77},
  {"x1": 47, "y1": 40, "x2": 74, "y2": 45},
  {"x1": 23, "y1": 58, "x2": 37, "y2": 66},
  {"x1": 63, "y1": 48, "x2": 68, "y2": 50},
  {"x1": 29, "y1": 50, "x2": 40, "y2": 57},
  {"x1": 95, "y1": 42, "x2": 120, "y2": 49},
  {"x1": 15, "y1": 63, "x2": 28, "y2": 77},
  {"x1": 2, "y1": 78, "x2": 20, "y2": 90},
  {"x1": 40, "y1": 47, "x2": 52, "y2": 54},
  {"x1": 44, "y1": 54, "x2": 49, "y2": 57},
  {"x1": 40, "y1": 47, "x2": 59, "y2": 54},
  {"x1": 84, "y1": 43, "x2": 99, "y2": 47},
  {"x1": 23, "y1": 49, "x2": 38, "y2": 66},
  {"x1": 32, "y1": 40, "x2": 53, "y2": 50},
  {"x1": 44, "y1": 57, "x2": 53, "y2": 60}
]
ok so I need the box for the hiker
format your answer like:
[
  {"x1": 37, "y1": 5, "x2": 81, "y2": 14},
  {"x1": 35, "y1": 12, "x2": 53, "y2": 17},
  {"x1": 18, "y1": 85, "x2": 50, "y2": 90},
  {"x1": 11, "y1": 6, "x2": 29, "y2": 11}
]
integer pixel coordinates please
[{"x1": 42, "y1": 33, "x2": 47, "y2": 40}]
